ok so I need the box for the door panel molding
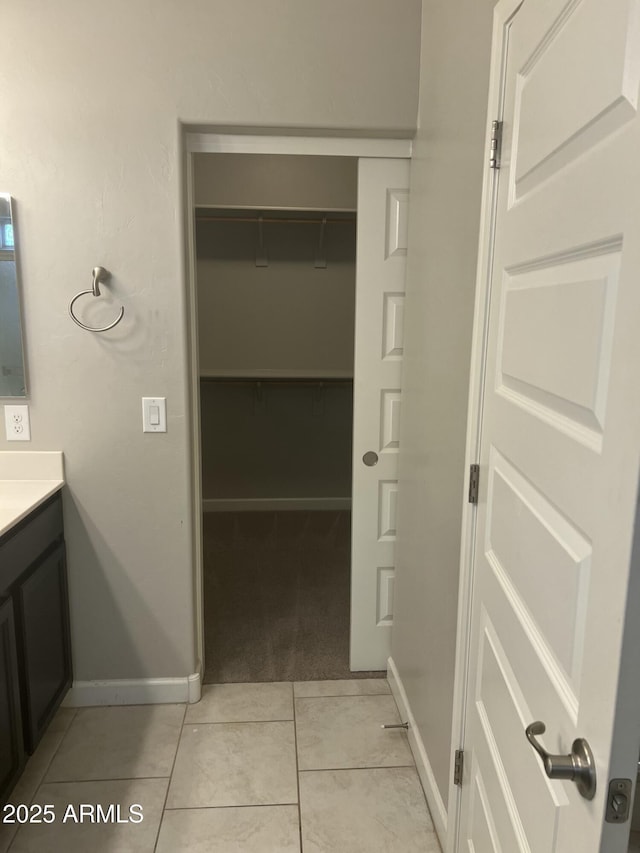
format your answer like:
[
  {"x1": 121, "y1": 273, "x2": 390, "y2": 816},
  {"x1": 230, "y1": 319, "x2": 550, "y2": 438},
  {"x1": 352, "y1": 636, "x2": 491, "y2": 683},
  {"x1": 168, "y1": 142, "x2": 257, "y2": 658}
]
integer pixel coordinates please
[{"x1": 350, "y1": 157, "x2": 410, "y2": 670}]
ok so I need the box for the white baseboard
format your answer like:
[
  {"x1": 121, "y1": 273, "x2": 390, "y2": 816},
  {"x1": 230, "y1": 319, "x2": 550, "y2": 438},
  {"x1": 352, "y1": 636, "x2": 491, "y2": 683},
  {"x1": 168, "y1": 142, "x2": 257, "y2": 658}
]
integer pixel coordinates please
[
  {"x1": 387, "y1": 656, "x2": 448, "y2": 846},
  {"x1": 62, "y1": 671, "x2": 202, "y2": 708},
  {"x1": 203, "y1": 497, "x2": 351, "y2": 512}
]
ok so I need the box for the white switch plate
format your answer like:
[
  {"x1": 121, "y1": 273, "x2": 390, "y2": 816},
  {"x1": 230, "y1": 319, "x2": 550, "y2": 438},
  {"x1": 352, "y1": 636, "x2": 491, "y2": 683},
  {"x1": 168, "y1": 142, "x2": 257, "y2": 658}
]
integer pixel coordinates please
[
  {"x1": 4, "y1": 404, "x2": 31, "y2": 441},
  {"x1": 142, "y1": 397, "x2": 167, "y2": 433}
]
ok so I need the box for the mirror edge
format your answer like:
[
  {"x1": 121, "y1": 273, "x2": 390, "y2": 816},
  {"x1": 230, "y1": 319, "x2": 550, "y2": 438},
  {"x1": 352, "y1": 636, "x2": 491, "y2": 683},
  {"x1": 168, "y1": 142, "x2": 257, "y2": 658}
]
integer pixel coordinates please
[{"x1": 0, "y1": 193, "x2": 28, "y2": 399}]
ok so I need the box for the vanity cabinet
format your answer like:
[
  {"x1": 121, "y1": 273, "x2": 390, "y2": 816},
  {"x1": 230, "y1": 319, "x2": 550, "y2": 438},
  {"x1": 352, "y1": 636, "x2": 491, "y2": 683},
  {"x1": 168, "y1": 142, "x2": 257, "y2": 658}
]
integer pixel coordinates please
[
  {"x1": 16, "y1": 540, "x2": 71, "y2": 752},
  {"x1": 0, "y1": 597, "x2": 24, "y2": 804},
  {"x1": 0, "y1": 491, "x2": 72, "y2": 802}
]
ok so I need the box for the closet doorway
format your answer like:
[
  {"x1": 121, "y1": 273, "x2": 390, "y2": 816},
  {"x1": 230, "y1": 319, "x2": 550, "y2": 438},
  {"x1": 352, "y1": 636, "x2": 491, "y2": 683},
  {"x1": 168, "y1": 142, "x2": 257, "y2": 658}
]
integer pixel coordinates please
[{"x1": 185, "y1": 134, "x2": 411, "y2": 685}]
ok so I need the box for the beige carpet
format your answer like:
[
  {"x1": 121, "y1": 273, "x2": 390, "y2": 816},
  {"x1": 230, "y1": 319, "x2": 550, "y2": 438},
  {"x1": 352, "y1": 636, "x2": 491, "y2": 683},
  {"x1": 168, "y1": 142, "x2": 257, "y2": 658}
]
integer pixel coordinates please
[{"x1": 203, "y1": 510, "x2": 385, "y2": 684}]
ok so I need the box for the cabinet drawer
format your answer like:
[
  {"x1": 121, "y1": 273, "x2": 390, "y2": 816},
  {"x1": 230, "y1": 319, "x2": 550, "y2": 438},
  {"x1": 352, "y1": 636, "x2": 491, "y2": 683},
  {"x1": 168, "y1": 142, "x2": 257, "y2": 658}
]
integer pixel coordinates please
[{"x1": 0, "y1": 493, "x2": 63, "y2": 592}]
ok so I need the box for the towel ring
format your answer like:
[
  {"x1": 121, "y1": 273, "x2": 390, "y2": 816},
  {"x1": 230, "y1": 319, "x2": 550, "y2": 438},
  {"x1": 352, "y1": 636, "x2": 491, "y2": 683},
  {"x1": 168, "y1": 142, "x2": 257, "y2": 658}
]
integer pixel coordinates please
[{"x1": 69, "y1": 266, "x2": 125, "y2": 332}]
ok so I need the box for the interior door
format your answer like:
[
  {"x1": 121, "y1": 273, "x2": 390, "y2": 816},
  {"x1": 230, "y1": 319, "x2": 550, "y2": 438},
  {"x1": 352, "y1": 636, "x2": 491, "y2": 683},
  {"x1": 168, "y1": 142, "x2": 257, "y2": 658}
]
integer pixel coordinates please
[
  {"x1": 458, "y1": 0, "x2": 640, "y2": 850},
  {"x1": 350, "y1": 158, "x2": 410, "y2": 670}
]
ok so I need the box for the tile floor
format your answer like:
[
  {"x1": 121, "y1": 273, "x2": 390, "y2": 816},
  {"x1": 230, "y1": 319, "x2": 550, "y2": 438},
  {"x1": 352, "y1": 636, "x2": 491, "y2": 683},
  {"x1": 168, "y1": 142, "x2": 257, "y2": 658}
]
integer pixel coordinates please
[{"x1": 0, "y1": 679, "x2": 441, "y2": 852}]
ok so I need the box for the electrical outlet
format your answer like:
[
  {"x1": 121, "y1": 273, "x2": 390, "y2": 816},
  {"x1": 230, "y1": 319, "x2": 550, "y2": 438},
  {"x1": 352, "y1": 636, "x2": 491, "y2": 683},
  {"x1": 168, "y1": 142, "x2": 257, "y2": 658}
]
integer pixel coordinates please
[{"x1": 4, "y1": 405, "x2": 31, "y2": 441}]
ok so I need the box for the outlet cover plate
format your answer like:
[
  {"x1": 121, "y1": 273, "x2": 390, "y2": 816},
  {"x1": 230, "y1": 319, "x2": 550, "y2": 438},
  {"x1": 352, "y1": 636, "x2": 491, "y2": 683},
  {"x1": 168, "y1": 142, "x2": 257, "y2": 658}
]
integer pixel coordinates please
[{"x1": 4, "y1": 405, "x2": 31, "y2": 441}]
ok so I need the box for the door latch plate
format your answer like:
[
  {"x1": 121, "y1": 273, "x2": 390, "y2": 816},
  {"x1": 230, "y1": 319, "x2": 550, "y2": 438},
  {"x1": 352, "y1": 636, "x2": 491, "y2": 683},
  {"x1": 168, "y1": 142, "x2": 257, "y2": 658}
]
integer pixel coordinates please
[{"x1": 605, "y1": 778, "x2": 632, "y2": 823}]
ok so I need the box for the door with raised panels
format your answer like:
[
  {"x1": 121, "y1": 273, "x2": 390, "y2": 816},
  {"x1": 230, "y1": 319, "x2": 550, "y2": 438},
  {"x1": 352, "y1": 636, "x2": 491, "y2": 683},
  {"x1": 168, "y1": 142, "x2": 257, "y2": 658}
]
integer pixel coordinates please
[
  {"x1": 458, "y1": 0, "x2": 640, "y2": 850},
  {"x1": 350, "y1": 158, "x2": 409, "y2": 670}
]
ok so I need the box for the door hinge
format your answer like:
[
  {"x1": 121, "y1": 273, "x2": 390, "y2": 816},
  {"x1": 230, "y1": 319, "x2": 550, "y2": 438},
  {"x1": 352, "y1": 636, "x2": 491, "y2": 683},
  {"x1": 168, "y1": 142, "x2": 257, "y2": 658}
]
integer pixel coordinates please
[
  {"x1": 489, "y1": 120, "x2": 503, "y2": 169},
  {"x1": 454, "y1": 749, "x2": 464, "y2": 786},
  {"x1": 468, "y1": 464, "x2": 480, "y2": 504}
]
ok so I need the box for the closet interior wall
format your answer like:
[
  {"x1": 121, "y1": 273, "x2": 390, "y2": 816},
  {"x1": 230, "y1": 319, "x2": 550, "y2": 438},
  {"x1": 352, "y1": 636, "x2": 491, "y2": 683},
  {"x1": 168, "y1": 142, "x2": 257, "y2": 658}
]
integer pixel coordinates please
[{"x1": 194, "y1": 154, "x2": 358, "y2": 511}]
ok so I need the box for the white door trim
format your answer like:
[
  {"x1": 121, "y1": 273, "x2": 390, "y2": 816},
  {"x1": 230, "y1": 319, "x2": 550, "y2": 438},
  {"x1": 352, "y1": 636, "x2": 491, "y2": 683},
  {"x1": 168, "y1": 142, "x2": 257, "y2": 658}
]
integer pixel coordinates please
[
  {"x1": 446, "y1": 2, "x2": 524, "y2": 850},
  {"x1": 183, "y1": 131, "x2": 412, "y2": 678},
  {"x1": 186, "y1": 133, "x2": 412, "y2": 159}
]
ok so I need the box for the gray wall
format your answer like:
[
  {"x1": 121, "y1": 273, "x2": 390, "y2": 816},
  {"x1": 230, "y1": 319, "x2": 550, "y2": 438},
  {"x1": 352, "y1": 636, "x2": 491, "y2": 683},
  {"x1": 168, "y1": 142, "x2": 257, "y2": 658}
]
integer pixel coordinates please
[
  {"x1": 200, "y1": 382, "x2": 353, "y2": 503},
  {"x1": 197, "y1": 223, "x2": 356, "y2": 376},
  {"x1": 194, "y1": 154, "x2": 358, "y2": 211},
  {"x1": 392, "y1": 0, "x2": 496, "y2": 814},
  {"x1": 195, "y1": 154, "x2": 357, "y2": 376},
  {"x1": 196, "y1": 154, "x2": 356, "y2": 505},
  {"x1": 0, "y1": 1, "x2": 421, "y2": 684}
]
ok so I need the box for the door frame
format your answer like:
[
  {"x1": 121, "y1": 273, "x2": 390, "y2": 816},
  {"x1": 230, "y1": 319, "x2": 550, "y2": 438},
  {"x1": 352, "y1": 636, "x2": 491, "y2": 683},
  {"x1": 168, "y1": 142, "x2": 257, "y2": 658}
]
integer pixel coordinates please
[
  {"x1": 182, "y1": 131, "x2": 412, "y2": 678},
  {"x1": 445, "y1": 1, "x2": 524, "y2": 849}
]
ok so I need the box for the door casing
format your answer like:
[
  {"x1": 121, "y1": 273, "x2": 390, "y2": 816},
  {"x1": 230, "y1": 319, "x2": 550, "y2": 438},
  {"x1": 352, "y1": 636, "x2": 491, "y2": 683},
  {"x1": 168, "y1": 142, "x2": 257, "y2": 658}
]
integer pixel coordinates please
[
  {"x1": 446, "y1": 3, "x2": 524, "y2": 847},
  {"x1": 182, "y1": 132, "x2": 412, "y2": 678}
]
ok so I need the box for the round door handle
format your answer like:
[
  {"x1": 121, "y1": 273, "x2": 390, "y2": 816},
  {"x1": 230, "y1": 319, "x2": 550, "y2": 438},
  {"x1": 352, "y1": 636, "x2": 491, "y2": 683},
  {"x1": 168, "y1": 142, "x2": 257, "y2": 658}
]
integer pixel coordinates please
[
  {"x1": 362, "y1": 451, "x2": 379, "y2": 467},
  {"x1": 525, "y1": 721, "x2": 596, "y2": 800}
]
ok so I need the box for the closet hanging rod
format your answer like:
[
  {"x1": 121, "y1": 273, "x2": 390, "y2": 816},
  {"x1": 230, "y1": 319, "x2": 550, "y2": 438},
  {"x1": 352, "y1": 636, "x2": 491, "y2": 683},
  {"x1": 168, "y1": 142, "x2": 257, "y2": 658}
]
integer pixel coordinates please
[{"x1": 195, "y1": 215, "x2": 355, "y2": 225}]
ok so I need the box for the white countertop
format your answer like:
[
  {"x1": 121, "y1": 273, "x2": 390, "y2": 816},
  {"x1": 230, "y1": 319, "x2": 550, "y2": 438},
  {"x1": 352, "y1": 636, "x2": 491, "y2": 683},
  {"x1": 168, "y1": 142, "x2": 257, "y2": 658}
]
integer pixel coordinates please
[{"x1": 0, "y1": 452, "x2": 65, "y2": 538}]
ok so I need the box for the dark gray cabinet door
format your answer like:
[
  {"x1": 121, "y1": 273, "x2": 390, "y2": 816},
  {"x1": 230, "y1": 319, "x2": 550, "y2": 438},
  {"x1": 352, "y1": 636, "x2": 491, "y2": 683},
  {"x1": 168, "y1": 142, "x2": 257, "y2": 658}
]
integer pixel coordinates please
[
  {"x1": 0, "y1": 597, "x2": 24, "y2": 803},
  {"x1": 16, "y1": 544, "x2": 72, "y2": 753}
]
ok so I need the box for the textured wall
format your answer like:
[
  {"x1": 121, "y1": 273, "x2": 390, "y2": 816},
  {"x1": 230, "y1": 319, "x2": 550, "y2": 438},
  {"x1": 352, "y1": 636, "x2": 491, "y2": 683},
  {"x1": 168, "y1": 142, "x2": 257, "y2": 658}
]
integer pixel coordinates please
[
  {"x1": 195, "y1": 153, "x2": 357, "y2": 376},
  {"x1": 0, "y1": 0, "x2": 420, "y2": 683},
  {"x1": 391, "y1": 0, "x2": 496, "y2": 820},
  {"x1": 196, "y1": 223, "x2": 356, "y2": 376},
  {"x1": 194, "y1": 154, "x2": 358, "y2": 211},
  {"x1": 200, "y1": 382, "x2": 353, "y2": 502}
]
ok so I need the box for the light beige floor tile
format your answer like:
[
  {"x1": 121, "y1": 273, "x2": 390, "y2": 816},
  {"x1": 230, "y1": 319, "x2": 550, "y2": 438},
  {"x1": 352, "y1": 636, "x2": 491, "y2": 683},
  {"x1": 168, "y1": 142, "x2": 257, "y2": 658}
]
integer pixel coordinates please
[
  {"x1": 186, "y1": 682, "x2": 293, "y2": 723},
  {"x1": 8, "y1": 729, "x2": 67, "y2": 807},
  {"x1": 44, "y1": 704, "x2": 185, "y2": 782},
  {"x1": 0, "y1": 722, "x2": 72, "y2": 851},
  {"x1": 167, "y1": 722, "x2": 297, "y2": 808},
  {"x1": 295, "y1": 695, "x2": 413, "y2": 770},
  {"x1": 9, "y1": 778, "x2": 167, "y2": 853},
  {"x1": 156, "y1": 805, "x2": 300, "y2": 852},
  {"x1": 299, "y1": 767, "x2": 440, "y2": 853},
  {"x1": 0, "y1": 822, "x2": 18, "y2": 853},
  {"x1": 47, "y1": 707, "x2": 77, "y2": 734},
  {"x1": 294, "y1": 679, "x2": 390, "y2": 698}
]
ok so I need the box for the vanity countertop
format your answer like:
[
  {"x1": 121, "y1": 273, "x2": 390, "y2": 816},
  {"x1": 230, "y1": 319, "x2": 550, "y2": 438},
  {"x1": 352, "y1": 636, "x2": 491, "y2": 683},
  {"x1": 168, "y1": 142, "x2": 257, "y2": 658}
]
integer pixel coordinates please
[{"x1": 0, "y1": 452, "x2": 65, "y2": 538}]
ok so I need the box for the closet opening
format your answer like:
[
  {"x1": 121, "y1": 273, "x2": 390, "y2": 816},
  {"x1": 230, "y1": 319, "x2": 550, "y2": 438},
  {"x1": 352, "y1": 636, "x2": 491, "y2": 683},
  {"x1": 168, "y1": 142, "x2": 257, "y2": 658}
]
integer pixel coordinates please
[{"x1": 193, "y1": 152, "x2": 382, "y2": 684}]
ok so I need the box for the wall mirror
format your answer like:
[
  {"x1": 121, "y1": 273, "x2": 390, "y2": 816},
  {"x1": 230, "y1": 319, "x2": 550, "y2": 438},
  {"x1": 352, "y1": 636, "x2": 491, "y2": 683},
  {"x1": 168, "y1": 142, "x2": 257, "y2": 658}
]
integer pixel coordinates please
[{"x1": 0, "y1": 194, "x2": 27, "y2": 396}]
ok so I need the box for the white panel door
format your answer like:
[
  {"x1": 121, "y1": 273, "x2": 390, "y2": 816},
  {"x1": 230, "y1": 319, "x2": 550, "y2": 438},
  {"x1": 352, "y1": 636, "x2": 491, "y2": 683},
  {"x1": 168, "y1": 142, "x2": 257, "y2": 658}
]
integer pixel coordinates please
[
  {"x1": 350, "y1": 158, "x2": 410, "y2": 670},
  {"x1": 459, "y1": 0, "x2": 640, "y2": 850}
]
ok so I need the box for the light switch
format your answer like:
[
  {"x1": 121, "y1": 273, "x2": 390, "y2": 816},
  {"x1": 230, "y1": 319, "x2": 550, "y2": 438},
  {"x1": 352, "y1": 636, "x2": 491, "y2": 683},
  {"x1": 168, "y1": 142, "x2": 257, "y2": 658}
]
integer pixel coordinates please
[{"x1": 142, "y1": 397, "x2": 166, "y2": 433}]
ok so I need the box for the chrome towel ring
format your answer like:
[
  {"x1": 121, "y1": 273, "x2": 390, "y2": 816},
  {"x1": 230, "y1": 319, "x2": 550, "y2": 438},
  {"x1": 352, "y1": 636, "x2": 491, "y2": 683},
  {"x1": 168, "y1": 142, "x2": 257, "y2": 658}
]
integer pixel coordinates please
[{"x1": 69, "y1": 266, "x2": 125, "y2": 332}]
